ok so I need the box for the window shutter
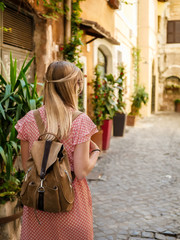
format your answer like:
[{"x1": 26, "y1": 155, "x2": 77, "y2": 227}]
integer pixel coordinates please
[
  {"x1": 175, "y1": 21, "x2": 180, "y2": 43},
  {"x1": 167, "y1": 21, "x2": 174, "y2": 43},
  {"x1": 3, "y1": 6, "x2": 33, "y2": 51}
]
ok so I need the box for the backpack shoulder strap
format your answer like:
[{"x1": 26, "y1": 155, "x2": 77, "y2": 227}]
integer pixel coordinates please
[
  {"x1": 33, "y1": 109, "x2": 45, "y2": 135},
  {"x1": 72, "y1": 111, "x2": 82, "y2": 121}
]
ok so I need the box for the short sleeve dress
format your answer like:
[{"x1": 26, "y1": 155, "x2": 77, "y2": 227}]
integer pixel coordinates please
[{"x1": 15, "y1": 106, "x2": 98, "y2": 240}]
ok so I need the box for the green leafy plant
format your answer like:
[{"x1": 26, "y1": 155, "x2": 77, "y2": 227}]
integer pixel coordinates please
[
  {"x1": 63, "y1": 0, "x2": 84, "y2": 68},
  {"x1": 132, "y1": 47, "x2": 141, "y2": 87},
  {"x1": 0, "y1": 53, "x2": 43, "y2": 204},
  {"x1": 129, "y1": 85, "x2": 149, "y2": 116},
  {"x1": 92, "y1": 66, "x2": 105, "y2": 129},
  {"x1": 174, "y1": 99, "x2": 180, "y2": 104},
  {"x1": 102, "y1": 74, "x2": 118, "y2": 119},
  {"x1": 116, "y1": 63, "x2": 126, "y2": 113},
  {"x1": 92, "y1": 66, "x2": 118, "y2": 128}
]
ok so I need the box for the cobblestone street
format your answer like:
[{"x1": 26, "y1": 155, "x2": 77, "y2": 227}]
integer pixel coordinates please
[{"x1": 88, "y1": 112, "x2": 180, "y2": 240}]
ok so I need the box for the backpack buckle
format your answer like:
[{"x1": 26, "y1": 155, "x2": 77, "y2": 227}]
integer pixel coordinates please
[{"x1": 38, "y1": 179, "x2": 45, "y2": 193}]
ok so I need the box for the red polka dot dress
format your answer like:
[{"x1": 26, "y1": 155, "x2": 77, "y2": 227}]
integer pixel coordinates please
[{"x1": 15, "y1": 106, "x2": 98, "y2": 240}]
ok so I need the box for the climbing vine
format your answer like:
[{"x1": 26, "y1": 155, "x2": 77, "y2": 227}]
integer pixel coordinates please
[
  {"x1": 36, "y1": 0, "x2": 64, "y2": 19},
  {"x1": 132, "y1": 47, "x2": 141, "y2": 87},
  {"x1": 63, "y1": 0, "x2": 84, "y2": 68}
]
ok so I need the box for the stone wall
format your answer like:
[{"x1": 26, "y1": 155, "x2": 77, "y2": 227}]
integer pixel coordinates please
[{"x1": 158, "y1": 0, "x2": 180, "y2": 111}]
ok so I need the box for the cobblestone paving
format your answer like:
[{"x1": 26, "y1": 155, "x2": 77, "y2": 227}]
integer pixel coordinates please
[{"x1": 88, "y1": 112, "x2": 180, "y2": 240}]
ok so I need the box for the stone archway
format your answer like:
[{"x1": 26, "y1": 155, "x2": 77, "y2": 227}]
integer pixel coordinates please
[{"x1": 163, "y1": 75, "x2": 180, "y2": 111}]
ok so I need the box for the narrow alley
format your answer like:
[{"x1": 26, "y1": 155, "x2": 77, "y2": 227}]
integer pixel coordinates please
[{"x1": 88, "y1": 112, "x2": 180, "y2": 240}]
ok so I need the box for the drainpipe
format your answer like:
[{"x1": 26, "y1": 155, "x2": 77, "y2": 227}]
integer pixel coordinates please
[{"x1": 64, "y1": 0, "x2": 71, "y2": 44}]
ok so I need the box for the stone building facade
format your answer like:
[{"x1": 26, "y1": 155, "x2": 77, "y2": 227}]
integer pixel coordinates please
[{"x1": 158, "y1": 0, "x2": 180, "y2": 111}]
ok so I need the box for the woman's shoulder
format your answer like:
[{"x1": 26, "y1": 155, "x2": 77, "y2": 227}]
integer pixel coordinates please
[
  {"x1": 72, "y1": 112, "x2": 92, "y2": 124},
  {"x1": 18, "y1": 106, "x2": 45, "y2": 123}
]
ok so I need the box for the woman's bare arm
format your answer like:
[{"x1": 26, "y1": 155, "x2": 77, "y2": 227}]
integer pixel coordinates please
[
  {"x1": 73, "y1": 140, "x2": 100, "y2": 179},
  {"x1": 20, "y1": 140, "x2": 29, "y2": 171}
]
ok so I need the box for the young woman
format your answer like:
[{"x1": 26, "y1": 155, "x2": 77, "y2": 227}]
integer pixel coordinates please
[{"x1": 15, "y1": 61, "x2": 100, "y2": 240}]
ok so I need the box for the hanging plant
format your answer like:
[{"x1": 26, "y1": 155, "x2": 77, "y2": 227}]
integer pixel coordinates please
[{"x1": 36, "y1": 0, "x2": 64, "y2": 19}]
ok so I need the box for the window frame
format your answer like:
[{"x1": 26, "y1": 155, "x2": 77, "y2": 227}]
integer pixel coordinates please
[{"x1": 167, "y1": 20, "x2": 180, "y2": 44}]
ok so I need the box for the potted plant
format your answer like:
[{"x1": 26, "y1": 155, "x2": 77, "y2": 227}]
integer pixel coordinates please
[
  {"x1": 113, "y1": 63, "x2": 127, "y2": 137},
  {"x1": 126, "y1": 85, "x2": 149, "y2": 126},
  {"x1": 0, "y1": 53, "x2": 43, "y2": 239},
  {"x1": 101, "y1": 73, "x2": 118, "y2": 150},
  {"x1": 174, "y1": 99, "x2": 180, "y2": 112},
  {"x1": 91, "y1": 66, "x2": 104, "y2": 151}
]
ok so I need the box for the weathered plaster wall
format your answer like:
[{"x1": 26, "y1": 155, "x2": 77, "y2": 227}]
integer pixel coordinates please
[
  {"x1": 28, "y1": 0, "x2": 64, "y2": 82},
  {"x1": 80, "y1": 0, "x2": 115, "y2": 37},
  {"x1": 114, "y1": 1, "x2": 137, "y2": 114},
  {"x1": 138, "y1": 0, "x2": 158, "y2": 116}
]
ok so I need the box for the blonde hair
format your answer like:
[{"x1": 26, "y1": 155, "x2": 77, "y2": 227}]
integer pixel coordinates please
[{"x1": 43, "y1": 61, "x2": 83, "y2": 140}]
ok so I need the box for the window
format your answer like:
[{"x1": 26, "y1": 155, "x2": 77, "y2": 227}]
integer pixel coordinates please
[
  {"x1": 167, "y1": 21, "x2": 180, "y2": 43},
  {"x1": 3, "y1": 6, "x2": 33, "y2": 51},
  {"x1": 97, "y1": 49, "x2": 107, "y2": 77}
]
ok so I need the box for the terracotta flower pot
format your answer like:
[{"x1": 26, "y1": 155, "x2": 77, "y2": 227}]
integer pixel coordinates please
[
  {"x1": 101, "y1": 119, "x2": 113, "y2": 150},
  {"x1": 126, "y1": 115, "x2": 136, "y2": 126},
  {"x1": 91, "y1": 130, "x2": 103, "y2": 152},
  {"x1": 0, "y1": 199, "x2": 22, "y2": 240}
]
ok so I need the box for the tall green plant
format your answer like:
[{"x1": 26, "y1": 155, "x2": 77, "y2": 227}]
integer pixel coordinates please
[
  {"x1": 102, "y1": 74, "x2": 118, "y2": 119},
  {"x1": 63, "y1": 0, "x2": 84, "y2": 68},
  {"x1": 116, "y1": 63, "x2": 126, "y2": 113},
  {"x1": 92, "y1": 66, "x2": 104, "y2": 129},
  {"x1": 0, "y1": 53, "x2": 43, "y2": 203}
]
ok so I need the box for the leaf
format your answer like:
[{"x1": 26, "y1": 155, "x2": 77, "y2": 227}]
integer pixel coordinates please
[
  {"x1": 19, "y1": 79, "x2": 27, "y2": 99},
  {"x1": 0, "y1": 191, "x2": 16, "y2": 197},
  {"x1": 29, "y1": 99, "x2": 36, "y2": 110},
  {"x1": 10, "y1": 141, "x2": 18, "y2": 154},
  {"x1": 0, "y1": 146, "x2": 7, "y2": 164},
  {"x1": 17, "y1": 56, "x2": 28, "y2": 80},
  {"x1": 10, "y1": 52, "x2": 16, "y2": 90},
  {"x1": 15, "y1": 104, "x2": 23, "y2": 121},
  {"x1": 0, "y1": 102, "x2": 6, "y2": 119},
  {"x1": 9, "y1": 122, "x2": 16, "y2": 141},
  {"x1": 32, "y1": 74, "x2": 37, "y2": 98},
  {"x1": 6, "y1": 144, "x2": 13, "y2": 180},
  {"x1": 4, "y1": 84, "x2": 11, "y2": 111},
  {"x1": 23, "y1": 56, "x2": 35, "y2": 74}
]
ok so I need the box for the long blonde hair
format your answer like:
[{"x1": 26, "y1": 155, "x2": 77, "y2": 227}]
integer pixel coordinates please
[{"x1": 43, "y1": 61, "x2": 83, "y2": 140}]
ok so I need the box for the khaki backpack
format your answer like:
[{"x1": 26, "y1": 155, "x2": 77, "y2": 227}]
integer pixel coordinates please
[{"x1": 20, "y1": 109, "x2": 81, "y2": 213}]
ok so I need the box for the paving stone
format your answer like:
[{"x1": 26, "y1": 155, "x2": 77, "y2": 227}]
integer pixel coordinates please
[
  {"x1": 166, "y1": 237, "x2": 177, "y2": 240},
  {"x1": 155, "y1": 233, "x2": 166, "y2": 240},
  {"x1": 141, "y1": 231, "x2": 154, "y2": 238},
  {"x1": 129, "y1": 230, "x2": 141, "y2": 237},
  {"x1": 117, "y1": 234, "x2": 128, "y2": 240}
]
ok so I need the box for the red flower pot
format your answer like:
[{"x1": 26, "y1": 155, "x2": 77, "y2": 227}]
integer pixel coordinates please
[{"x1": 102, "y1": 119, "x2": 113, "y2": 150}]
